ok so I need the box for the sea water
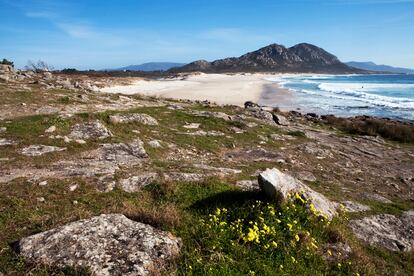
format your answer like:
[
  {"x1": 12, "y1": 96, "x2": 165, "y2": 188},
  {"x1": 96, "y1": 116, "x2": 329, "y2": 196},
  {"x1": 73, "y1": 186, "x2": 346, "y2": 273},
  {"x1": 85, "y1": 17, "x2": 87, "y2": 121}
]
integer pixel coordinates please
[{"x1": 265, "y1": 74, "x2": 414, "y2": 121}]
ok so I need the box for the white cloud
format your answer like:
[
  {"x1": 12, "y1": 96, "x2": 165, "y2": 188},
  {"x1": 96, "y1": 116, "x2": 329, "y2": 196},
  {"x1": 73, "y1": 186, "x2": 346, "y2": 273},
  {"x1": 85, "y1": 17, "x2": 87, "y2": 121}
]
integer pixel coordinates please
[
  {"x1": 25, "y1": 11, "x2": 58, "y2": 19},
  {"x1": 56, "y1": 23, "x2": 96, "y2": 39}
]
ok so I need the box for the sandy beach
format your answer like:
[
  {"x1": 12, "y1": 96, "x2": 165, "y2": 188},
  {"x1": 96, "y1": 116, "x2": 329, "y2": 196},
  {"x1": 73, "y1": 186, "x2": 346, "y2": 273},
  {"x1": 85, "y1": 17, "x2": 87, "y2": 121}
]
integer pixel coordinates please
[{"x1": 99, "y1": 73, "x2": 292, "y2": 107}]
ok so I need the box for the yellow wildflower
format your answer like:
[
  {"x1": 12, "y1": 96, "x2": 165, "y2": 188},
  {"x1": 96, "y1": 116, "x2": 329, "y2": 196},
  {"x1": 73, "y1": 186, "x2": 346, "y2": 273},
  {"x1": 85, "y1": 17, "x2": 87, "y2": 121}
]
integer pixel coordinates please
[
  {"x1": 295, "y1": 234, "x2": 300, "y2": 242},
  {"x1": 262, "y1": 223, "x2": 270, "y2": 234}
]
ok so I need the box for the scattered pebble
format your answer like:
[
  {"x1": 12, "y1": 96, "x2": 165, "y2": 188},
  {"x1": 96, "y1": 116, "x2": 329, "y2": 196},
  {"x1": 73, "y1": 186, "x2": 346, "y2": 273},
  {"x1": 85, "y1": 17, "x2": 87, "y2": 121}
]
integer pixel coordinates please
[
  {"x1": 148, "y1": 140, "x2": 162, "y2": 148},
  {"x1": 183, "y1": 123, "x2": 200, "y2": 129},
  {"x1": 63, "y1": 136, "x2": 71, "y2": 143},
  {"x1": 69, "y1": 184, "x2": 78, "y2": 192},
  {"x1": 38, "y1": 181, "x2": 48, "y2": 186},
  {"x1": 45, "y1": 126, "x2": 56, "y2": 133}
]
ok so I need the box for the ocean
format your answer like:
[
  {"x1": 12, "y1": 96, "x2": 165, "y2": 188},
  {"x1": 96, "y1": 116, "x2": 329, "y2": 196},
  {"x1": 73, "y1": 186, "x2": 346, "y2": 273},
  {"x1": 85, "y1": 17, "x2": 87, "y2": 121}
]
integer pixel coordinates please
[{"x1": 264, "y1": 74, "x2": 414, "y2": 122}]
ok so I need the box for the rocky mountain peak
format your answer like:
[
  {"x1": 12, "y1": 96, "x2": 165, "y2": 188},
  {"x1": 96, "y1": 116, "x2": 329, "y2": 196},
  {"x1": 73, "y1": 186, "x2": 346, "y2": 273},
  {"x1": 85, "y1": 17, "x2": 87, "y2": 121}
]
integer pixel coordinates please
[{"x1": 175, "y1": 42, "x2": 360, "y2": 73}]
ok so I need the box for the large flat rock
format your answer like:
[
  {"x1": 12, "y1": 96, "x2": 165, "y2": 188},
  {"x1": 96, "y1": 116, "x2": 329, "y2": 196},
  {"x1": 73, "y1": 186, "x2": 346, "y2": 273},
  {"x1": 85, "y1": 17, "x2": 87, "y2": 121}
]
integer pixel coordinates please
[
  {"x1": 15, "y1": 214, "x2": 182, "y2": 275},
  {"x1": 350, "y1": 210, "x2": 414, "y2": 252},
  {"x1": 69, "y1": 121, "x2": 113, "y2": 140},
  {"x1": 109, "y1": 113, "x2": 158, "y2": 125}
]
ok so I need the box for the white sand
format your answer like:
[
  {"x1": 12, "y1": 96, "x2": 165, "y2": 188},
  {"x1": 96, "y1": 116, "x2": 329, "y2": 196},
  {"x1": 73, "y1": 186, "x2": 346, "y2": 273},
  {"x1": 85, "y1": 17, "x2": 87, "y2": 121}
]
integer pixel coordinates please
[{"x1": 100, "y1": 73, "x2": 289, "y2": 106}]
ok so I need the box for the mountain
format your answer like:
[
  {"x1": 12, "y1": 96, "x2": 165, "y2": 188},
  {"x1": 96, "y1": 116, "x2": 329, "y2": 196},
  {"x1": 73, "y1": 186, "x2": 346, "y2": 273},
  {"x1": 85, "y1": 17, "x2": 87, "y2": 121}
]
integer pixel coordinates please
[
  {"x1": 346, "y1": 61, "x2": 414, "y2": 74},
  {"x1": 115, "y1": 62, "x2": 186, "y2": 71},
  {"x1": 175, "y1": 43, "x2": 362, "y2": 74}
]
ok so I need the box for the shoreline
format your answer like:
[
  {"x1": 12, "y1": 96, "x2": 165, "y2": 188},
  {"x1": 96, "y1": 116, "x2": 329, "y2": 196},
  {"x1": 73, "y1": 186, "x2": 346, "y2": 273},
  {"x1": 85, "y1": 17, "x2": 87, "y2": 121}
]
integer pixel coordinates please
[
  {"x1": 99, "y1": 73, "x2": 292, "y2": 107},
  {"x1": 98, "y1": 73, "x2": 414, "y2": 122}
]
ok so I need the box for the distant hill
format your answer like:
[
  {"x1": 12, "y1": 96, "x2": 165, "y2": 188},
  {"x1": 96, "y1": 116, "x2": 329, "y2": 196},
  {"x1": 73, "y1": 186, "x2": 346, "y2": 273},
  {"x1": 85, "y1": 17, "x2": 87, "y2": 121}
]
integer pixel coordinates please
[
  {"x1": 115, "y1": 62, "x2": 186, "y2": 71},
  {"x1": 174, "y1": 43, "x2": 362, "y2": 74},
  {"x1": 346, "y1": 61, "x2": 414, "y2": 74}
]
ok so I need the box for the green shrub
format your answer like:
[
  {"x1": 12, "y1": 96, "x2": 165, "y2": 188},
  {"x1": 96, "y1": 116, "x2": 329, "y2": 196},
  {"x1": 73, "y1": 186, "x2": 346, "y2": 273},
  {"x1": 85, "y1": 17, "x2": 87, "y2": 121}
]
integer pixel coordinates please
[{"x1": 0, "y1": 59, "x2": 14, "y2": 66}]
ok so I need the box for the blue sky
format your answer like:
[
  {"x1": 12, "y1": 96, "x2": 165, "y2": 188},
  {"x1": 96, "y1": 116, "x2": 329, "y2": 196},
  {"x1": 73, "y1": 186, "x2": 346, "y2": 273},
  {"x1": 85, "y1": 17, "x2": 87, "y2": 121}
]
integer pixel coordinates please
[{"x1": 1, "y1": 0, "x2": 413, "y2": 69}]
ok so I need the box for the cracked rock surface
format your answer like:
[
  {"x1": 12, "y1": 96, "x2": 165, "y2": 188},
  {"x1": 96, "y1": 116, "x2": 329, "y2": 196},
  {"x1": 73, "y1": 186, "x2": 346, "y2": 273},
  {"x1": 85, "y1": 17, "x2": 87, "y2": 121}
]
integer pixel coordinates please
[
  {"x1": 15, "y1": 214, "x2": 182, "y2": 275},
  {"x1": 349, "y1": 210, "x2": 414, "y2": 252}
]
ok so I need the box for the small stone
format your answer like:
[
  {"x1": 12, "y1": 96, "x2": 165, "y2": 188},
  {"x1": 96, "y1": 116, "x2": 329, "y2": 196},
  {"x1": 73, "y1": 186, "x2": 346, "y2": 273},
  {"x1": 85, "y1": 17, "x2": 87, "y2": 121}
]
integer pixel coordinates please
[
  {"x1": 183, "y1": 123, "x2": 200, "y2": 129},
  {"x1": 72, "y1": 200, "x2": 78, "y2": 205},
  {"x1": 37, "y1": 197, "x2": 45, "y2": 203},
  {"x1": 38, "y1": 181, "x2": 48, "y2": 186},
  {"x1": 21, "y1": 145, "x2": 66, "y2": 156},
  {"x1": 69, "y1": 184, "x2": 78, "y2": 192},
  {"x1": 45, "y1": 126, "x2": 56, "y2": 133},
  {"x1": 75, "y1": 139, "x2": 86, "y2": 144},
  {"x1": 0, "y1": 138, "x2": 15, "y2": 146},
  {"x1": 63, "y1": 136, "x2": 71, "y2": 143},
  {"x1": 148, "y1": 140, "x2": 162, "y2": 148},
  {"x1": 0, "y1": 127, "x2": 6, "y2": 133}
]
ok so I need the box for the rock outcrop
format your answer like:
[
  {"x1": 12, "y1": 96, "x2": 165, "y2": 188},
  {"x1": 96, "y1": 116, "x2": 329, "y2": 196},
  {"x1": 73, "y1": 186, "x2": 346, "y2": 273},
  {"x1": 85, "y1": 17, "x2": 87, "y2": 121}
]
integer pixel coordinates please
[
  {"x1": 109, "y1": 113, "x2": 158, "y2": 125},
  {"x1": 69, "y1": 121, "x2": 113, "y2": 140},
  {"x1": 258, "y1": 168, "x2": 338, "y2": 219},
  {"x1": 273, "y1": 114, "x2": 289, "y2": 126},
  {"x1": 118, "y1": 173, "x2": 158, "y2": 192},
  {"x1": 349, "y1": 210, "x2": 414, "y2": 252},
  {"x1": 15, "y1": 214, "x2": 182, "y2": 275},
  {"x1": 176, "y1": 43, "x2": 361, "y2": 73},
  {"x1": 341, "y1": 201, "x2": 370, "y2": 213}
]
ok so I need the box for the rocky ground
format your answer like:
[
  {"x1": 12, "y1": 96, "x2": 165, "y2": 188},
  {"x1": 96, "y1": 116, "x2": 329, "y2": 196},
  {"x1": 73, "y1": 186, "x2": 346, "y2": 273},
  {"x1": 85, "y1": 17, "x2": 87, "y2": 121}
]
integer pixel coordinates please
[{"x1": 0, "y1": 69, "x2": 413, "y2": 275}]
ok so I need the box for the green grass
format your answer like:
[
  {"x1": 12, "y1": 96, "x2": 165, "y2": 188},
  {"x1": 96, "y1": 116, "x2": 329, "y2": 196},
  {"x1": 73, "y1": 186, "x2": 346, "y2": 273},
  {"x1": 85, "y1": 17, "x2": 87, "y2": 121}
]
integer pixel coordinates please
[
  {"x1": 0, "y1": 101, "x2": 413, "y2": 275},
  {"x1": 176, "y1": 191, "x2": 353, "y2": 275}
]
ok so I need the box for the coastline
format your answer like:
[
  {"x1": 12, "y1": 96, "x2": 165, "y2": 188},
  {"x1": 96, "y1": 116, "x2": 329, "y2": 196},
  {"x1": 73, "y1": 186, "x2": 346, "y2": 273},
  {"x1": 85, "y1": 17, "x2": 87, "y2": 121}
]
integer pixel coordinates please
[
  {"x1": 99, "y1": 73, "x2": 291, "y2": 107},
  {"x1": 99, "y1": 73, "x2": 414, "y2": 122}
]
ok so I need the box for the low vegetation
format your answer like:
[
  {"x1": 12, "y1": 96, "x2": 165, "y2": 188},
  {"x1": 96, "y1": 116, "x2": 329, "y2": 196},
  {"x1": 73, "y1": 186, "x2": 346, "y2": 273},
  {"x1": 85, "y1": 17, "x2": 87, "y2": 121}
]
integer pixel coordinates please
[
  {"x1": 178, "y1": 192, "x2": 354, "y2": 275},
  {"x1": 321, "y1": 115, "x2": 414, "y2": 143},
  {"x1": 0, "y1": 83, "x2": 413, "y2": 275}
]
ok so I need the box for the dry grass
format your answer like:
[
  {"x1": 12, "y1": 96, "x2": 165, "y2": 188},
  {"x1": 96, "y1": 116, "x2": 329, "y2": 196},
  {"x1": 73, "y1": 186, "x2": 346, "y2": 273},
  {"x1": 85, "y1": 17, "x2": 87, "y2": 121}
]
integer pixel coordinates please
[{"x1": 321, "y1": 115, "x2": 414, "y2": 143}]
